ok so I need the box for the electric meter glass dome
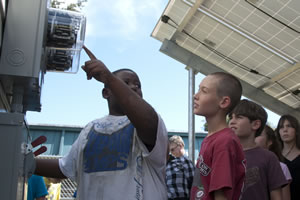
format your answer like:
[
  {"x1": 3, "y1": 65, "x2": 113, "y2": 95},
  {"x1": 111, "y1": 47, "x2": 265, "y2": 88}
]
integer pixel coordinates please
[{"x1": 46, "y1": 8, "x2": 86, "y2": 73}]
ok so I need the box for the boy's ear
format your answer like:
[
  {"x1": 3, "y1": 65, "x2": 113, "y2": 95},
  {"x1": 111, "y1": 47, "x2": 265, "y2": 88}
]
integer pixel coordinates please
[
  {"x1": 102, "y1": 88, "x2": 111, "y2": 99},
  {"x1": 219, "y1": 96, "x2": 231, "y2": 109},
  {"x1": 251, "y1": 119, "x2": 261, "y2": 131}
]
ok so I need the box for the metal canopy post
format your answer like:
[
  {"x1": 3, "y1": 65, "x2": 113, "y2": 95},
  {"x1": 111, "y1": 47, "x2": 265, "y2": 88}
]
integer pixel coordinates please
[{"x1": 188, "y1": 67, "x2": 195, "y2": 162}]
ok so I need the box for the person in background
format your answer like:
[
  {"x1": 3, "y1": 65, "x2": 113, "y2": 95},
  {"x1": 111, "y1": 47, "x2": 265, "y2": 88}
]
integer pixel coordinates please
[
  {"x1": 276, "y1": 115, "x2": 300, "y2": 200},
  {"x1": 43, "y1": 178, "x2": 61, "y2": 200},
  {"x1": 255, "y1": 125, "x2": 292, "y2": 200},
  {"x1": 27, "y1": 175, "x2": 48, "y2": 200},
  {"x1": 166, "y1": 135, "x2": 195, "y2": 200},
  {"x1": 229, "y1": 99, "x2": 287, "y2": 200}
]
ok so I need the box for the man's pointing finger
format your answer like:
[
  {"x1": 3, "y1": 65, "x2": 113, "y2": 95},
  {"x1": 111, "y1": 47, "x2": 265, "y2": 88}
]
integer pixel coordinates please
[{"x1": 83, "y1": 45, "x2": 97, "y2": 60}]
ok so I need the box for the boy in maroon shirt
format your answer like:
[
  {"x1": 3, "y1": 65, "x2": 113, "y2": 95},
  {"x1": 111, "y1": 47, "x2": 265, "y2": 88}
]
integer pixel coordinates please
[{"x1": 190, "y1": 72, "x2": 246, "y2": 200}]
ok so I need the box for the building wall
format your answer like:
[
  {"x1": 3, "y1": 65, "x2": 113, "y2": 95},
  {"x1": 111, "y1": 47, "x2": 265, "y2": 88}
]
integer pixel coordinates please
[{"x1": 29, "y1": 124, "x2": 206, "y2": 158}]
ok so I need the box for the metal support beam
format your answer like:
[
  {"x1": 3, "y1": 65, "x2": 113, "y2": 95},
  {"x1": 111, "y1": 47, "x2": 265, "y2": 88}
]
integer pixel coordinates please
[
  {"x1": 271, "y1": 62, "x2": 300, "y2": 82},
  {"x1": 187, "y1": 67, "x2": 195, "y2": 162},
  {"x1": 178, "y1": 0, "x2": 204, "y2": 32},
  {"x1": 160, "y1": 39, "x2": 300, "y2": 122}
]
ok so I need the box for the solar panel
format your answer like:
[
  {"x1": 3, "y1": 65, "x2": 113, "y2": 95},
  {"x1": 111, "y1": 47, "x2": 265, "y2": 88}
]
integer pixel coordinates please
[{"x1": 151, "y1": 0, "x2": 300, "y2": 119}]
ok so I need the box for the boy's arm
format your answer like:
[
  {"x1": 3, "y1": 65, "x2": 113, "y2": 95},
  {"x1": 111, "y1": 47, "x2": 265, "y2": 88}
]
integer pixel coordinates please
[
  {"x1": 82, "y1": 46, "x2": 158, "y2": 148},
  {"x1": 35, "y1": 158, "x2": 66, "y2": 179},
  {"x1": 214, "y1": 190, "x2": 227, "y2": 200},
  {"x1": 270, "y1": 188, "x2": 283, "y2": 200}
]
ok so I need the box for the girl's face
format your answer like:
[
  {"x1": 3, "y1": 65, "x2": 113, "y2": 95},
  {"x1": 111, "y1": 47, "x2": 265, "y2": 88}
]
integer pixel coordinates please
[
  {"x1": 169, "y1": 143, "x2": 182, "y2": 157},
  {"x1": 279, "y1": 120, "x2": 297, "y2": 144},
  {"x1": 255, "y1": 130, "x2": 268, "y2": 149}
]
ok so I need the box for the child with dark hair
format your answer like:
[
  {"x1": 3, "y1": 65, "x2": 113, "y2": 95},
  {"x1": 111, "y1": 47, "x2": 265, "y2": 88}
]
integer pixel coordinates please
[
  {"x1": 276, "y1": 115, "x2": 300, "y2": 200},
  {"x1": 190, "y1": 72, "x2": 245, "y2": 200},
  {"x1": 255, "y1": 125, "x2": 292, "y2": 200},
  {"x1": 229, "y1": 99, "x2": 287, "y2": 200}
]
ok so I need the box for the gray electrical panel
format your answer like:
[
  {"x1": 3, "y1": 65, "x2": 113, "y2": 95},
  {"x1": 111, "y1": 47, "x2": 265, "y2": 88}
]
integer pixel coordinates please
[
  {"x1": 0, "y1": 112, "x2": 28, "y2": 200},
  {"x1": 0, "y1": 0, "x2": 86, "y2": 198},
  {"x1": 0, "y1": 0, "x2": 86, "y2": 113},
  {"x1": 0, "y1": 0, "x2": 49, "y2": 112}
]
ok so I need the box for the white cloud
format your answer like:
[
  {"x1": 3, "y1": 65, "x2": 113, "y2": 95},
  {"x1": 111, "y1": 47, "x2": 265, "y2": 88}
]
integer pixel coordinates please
[{"x1": 81, "y1": 0, "x2": 166, "y2": 39}]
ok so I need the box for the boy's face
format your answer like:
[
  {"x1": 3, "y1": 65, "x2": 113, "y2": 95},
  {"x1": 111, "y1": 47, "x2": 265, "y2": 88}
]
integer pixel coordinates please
[
  {"x1": 193, "y1": 75, "x2": 222, "y2": 117},
  {"x1": 229, "y1": 113, "x2": 254, "y2": 138}
]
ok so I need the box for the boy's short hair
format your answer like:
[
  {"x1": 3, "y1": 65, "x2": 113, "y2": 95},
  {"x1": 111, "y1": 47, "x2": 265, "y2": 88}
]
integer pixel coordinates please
[
  {"x1": 169, "y1": 135, "x2": 185, "y2": 147},
  {"x1": 209, "y1": 72, "x2": 242, "y2": 114},
  {"x1": 230, "y1": 99, "x2": 268, "y2": 137}
]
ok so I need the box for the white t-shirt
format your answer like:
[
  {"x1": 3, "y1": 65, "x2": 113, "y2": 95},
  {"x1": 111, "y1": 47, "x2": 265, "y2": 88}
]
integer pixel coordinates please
[{"x1": 59, "y1": 115, "x2": 168, "y2": 200}]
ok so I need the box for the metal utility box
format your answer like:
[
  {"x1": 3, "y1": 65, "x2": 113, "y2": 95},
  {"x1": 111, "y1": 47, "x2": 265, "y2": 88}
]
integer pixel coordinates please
[
  {"x1": 0, "y1": 0, "x2": 49, "y2": 112},
  {"x1": 0, "y1": 0, "x2": 86, "y2": 112},
  {"x1": 0, "y1": 112, "x2": 28, "y2": 200}
]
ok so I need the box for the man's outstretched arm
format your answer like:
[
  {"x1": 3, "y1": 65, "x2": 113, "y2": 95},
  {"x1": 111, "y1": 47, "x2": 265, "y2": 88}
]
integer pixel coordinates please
[
  {"x1": 35, "y1": 158, "x2": 66, "y2": 179},
  {"x1": 82, "y1": 46, "x2": 158, "y2": 149}
]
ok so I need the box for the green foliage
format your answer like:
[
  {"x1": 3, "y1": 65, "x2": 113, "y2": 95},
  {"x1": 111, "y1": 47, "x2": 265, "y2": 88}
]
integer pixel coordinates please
[{"x1": 50, "y1": 0, "x2": 87, "y2": 12}]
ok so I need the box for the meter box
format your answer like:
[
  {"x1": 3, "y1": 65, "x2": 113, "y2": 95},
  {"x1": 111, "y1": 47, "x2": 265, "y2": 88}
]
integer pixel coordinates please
[{"x1": 46, "y1": 8, "x2": 86, "y2": 73}]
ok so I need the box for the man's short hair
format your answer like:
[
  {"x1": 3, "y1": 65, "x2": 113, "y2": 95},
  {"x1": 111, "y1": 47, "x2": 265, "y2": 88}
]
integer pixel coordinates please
[
  {"x1": 230, "y1": 99, "x2": 268, "y2": 137},
  {"x1": 209, "y1": 72, "x2": 242, "y2": 114},
  {"x1": 104, "y1": 68, "x2": 137, "y2": 88},
  {"x1": 169, "y1": 135, "x2": 185, "y2": 147}
]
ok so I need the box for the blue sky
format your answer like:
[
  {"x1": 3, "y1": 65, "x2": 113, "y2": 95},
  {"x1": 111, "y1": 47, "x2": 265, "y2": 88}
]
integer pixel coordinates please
[{"x1": 26, "y1": 0, "x2": 280, "y2": 131}]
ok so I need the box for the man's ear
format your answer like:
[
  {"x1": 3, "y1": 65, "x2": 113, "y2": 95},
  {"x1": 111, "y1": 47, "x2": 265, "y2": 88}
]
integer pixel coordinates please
[
  {"x1": 252, "y1": 120, "x2": 261, "y2": 131},
  {"x1": 219, "y1": 96, "x2": 231, "y2": 109},
  {"x1": 102, "y1": 88, "x2": 111, "y2": 99}
]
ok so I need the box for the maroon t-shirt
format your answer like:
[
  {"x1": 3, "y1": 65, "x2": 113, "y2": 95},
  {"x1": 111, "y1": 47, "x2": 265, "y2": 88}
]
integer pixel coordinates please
[
  {"x1": 190, "y1": 128, "x2": 246, "y2": 200},
  {"x1": 241, "y1": 147, "x2": 288, "y2": 200}
]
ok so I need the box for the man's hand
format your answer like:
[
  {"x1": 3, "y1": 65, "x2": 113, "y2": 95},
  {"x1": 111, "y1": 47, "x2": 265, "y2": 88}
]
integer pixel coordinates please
[{"x1": 82, "y1": 45, "x2": 111, "y2": 84}]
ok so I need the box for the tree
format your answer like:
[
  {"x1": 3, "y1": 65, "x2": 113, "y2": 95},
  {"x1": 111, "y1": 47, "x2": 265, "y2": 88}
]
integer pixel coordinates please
[{"x1": 50, "y1": 0, "x2": 87, "y2": 12}]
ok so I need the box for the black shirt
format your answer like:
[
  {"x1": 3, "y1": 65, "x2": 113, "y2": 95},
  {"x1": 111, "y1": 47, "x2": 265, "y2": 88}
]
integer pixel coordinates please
[{"x1": 284, "y1": 155, "x2": 300, "y2": 200}]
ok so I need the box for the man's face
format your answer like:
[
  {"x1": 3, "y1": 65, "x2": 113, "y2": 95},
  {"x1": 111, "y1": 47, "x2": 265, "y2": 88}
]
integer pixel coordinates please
[
  {"x1": 117, "y1": 70, "x2": 143, "y2": 97},
  {"x1": 105, "y1": 70, "x2": 143, "y2": 115},
  {"x1": 193, "y1": 75, "x2": 221, "y2": 117}
]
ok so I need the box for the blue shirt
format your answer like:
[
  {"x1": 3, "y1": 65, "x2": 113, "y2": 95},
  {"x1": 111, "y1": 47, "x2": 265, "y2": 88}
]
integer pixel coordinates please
[{"x1": 27, "y1": 175, "x2": 48, "y2": 200}]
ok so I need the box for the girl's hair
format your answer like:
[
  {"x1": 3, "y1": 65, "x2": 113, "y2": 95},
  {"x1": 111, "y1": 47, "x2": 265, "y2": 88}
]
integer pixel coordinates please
[
  {"x1": 264, "y1": 125, "x2": 284, "y2": 162},
  {"x1": 275, "y1": 114, "x2": 300, "y2": 149},
  {"x1": 169, "y1": 135, "x2": 185, "y2": 147}
]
